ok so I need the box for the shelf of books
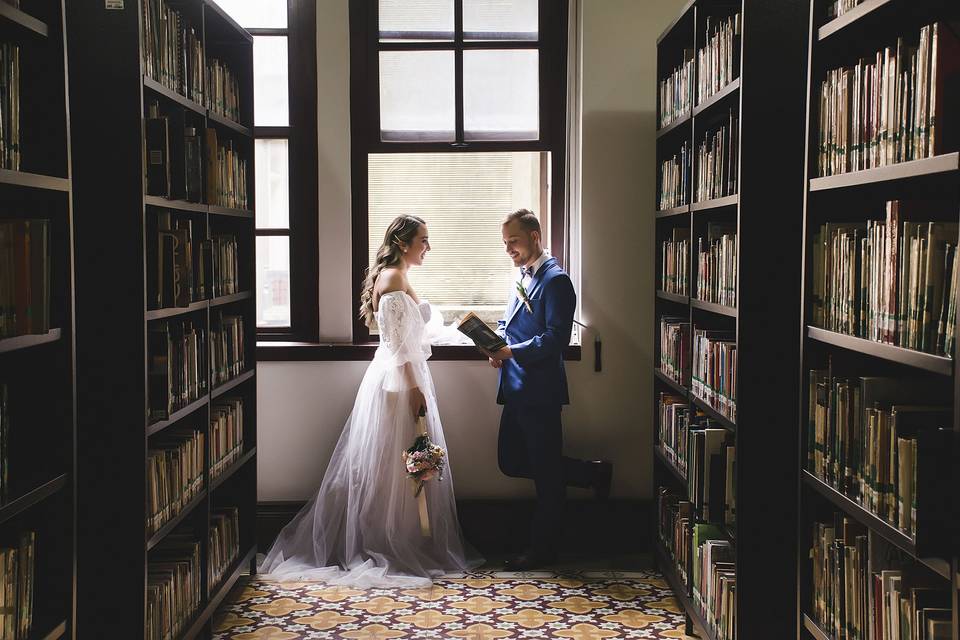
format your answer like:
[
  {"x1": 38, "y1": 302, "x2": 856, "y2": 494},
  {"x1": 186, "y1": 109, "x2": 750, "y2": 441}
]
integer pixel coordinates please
[
  {"x1": 796, "y1": 1, "x2": 960, "y2": 639},
  {"x1": 66, "y1": 0, "x2": 257, "y2": 636},
  {"x1": 654, "y1": 1, "x2": 808, "y2": 638},
  {"x1": 0, "y1": 0, "x2": 76, "y2": 636}
]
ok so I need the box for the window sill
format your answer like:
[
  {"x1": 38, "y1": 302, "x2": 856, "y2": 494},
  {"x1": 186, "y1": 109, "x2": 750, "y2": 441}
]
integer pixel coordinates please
[{"x1": 256, "y1": 342, "x2": 582, "y2": 362}]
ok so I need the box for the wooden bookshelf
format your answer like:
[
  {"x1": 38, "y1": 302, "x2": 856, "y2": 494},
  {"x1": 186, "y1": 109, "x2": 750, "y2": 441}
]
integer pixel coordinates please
[
  {"x1": 0, "y1": 0, "x2": 76, "y2": 635},
  {"x1": 654, "y1": 446, "x2": 687, "y2": 484},
  {"x1": 796, "y1": 2, "x2": 960, "y2": 638},
  {"x1": 653, "y1": 1, "x2": 808, "y2": 638},
  {"x1": 67, "y1": 0, "x2": 258, "y2": 636}
]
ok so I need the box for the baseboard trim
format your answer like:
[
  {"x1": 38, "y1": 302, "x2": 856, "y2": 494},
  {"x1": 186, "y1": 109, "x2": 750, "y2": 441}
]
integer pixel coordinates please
[{"x1": 257, "y1": 498, "x2": 650, "y2": 557}]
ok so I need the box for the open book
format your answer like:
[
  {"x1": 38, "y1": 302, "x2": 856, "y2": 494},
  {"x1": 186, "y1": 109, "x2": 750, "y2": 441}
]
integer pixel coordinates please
[{"x1": 457, "y1": 312, "x2": 507, "y2": 352}]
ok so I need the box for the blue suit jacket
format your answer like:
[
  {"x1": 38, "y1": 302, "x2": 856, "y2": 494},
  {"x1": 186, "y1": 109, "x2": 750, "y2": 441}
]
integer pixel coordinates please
[{"x1": 497, "y1": 257, "x2": 575, "y2": 406}]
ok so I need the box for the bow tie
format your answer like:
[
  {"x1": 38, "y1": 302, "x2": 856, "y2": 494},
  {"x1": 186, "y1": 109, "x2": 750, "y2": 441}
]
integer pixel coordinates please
[{"x1": 521, "y1": 265, "x2": 535, "y2": 279}]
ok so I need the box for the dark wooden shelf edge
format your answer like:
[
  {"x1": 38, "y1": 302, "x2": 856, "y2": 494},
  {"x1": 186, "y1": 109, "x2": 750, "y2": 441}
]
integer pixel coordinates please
[
  {"x1": 801, "y1": 472, "x2": 950, "y2": 579},
  {"x1": 0, "y1": 3, "x2": 48, "y2": 37},
  {"x1": 210, "y1": 448, "x2": 257, "y2": 492},
  {"x1": 692, "y1": 78, "x2": 740, "y2": 117},
  {"x1": 802, "y1": 613, "x2": 833, "y2": 640},
  {"x1": 146, "y1": 300, "x2": 209, "y2": 322},
  {"x1": 211, "y1": 370, "x2": 256, "y2": 399},
  {"x1": 654, "y1": 447, "x2": 687, "y2": 485},
  {"x1": 146, "y1": 489, "x2": 207, "y2": 551},
  {"x1": 180, "y1": 545, "x2": 256, "y2": 640},
  {"x1": 817, "y1": 0, "x2": 894, "y2": 41},
  {"x1": 0, "y1": 328, "x2": 62, "y2": 354},
  {"x1": 806, "y1": 326, "x2": 953, "y2": 375},
  {"x1": 34, "y1": 619, "x2": 67, "y2": 640},
  {"x1": 656, "y1": 0, "x2": 696, "y2": 45},
  {"x1": 210, "y1": 291, "x2": 253, "y2": 307},
  {"x1": 0, "y1": 475, "x2": 67, "y2": 525},
  {"x1": 654, "y1": 544, "x2": 715, "y2": 640},
  {"x1": 0, "y1": 169, "x2": 69, "y2": 192},
  {"x1": 143, "y1": 76, "x2": 207, "y2": 116},
  {"x1": 690, "y1": 299, "x2": 737, "y2": 317},
  {"x1": 689, "y1": 393, "x2": 736, "y2": 431},
  {"x1": 208, "y1": 205, "x2": 254, "y2": 218},
  {"x1": 654, "y1": 368, "x2": 689, "y2": 397},
  {"x1": 208, "y1": 111, "x2": 253, "y2": 137},
  {"x1": 144, "y1": 195, "x2": 208, "y2": 214},
  {"x1": 656, "y1": 290, "x2": 689, "y2": 305},
  {"x1": 691, "y1": 194, "x2": 739, "y2": 212},
  {"x1": 656, "y1": 113, "x2": 691, "y2": 139},
  {"x1": 202, "y1": 0, "x2": 254, "y2": 43},
  {"x1": 147, "y1": 396, "x2": 209, "y2": 437},
  {"x1": 656, "y1": 204, "x2": 689, "y2": 218},
  {"x1": 809, "y1": 153, "x2": 959, "y2": 191}
]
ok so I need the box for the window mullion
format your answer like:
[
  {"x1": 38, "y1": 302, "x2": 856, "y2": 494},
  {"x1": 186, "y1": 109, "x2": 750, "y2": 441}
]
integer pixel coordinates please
[{"x1": 454, "y1": 0, "x2": 464, "y2": 144}]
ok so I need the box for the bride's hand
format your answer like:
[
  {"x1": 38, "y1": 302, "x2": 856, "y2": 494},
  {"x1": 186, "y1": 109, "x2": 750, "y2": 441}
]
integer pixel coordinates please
[{"x1": 410, "y1": 387, "x2": 427, "y2": 418}]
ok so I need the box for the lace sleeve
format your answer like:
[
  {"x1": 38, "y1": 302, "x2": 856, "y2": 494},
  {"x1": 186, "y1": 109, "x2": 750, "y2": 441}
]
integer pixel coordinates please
[{"x1": 377, "y1": 293, "x2": 422, "y2": 369}]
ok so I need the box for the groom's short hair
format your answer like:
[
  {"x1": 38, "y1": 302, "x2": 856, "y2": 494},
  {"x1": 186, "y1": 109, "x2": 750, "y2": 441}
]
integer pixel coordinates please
[{"x1": 503, "y1": 208, "x2": 541, "y2": 234}]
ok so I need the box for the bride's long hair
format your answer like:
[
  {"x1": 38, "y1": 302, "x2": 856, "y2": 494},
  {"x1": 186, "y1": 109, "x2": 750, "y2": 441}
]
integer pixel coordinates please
[{"x1": 359, "y1": 214, "x2": 426, "y2": 327}]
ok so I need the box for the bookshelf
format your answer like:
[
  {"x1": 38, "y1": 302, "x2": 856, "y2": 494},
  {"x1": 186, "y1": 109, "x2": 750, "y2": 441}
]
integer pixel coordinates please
[
  {"x1": 66, "y1": 0, "x2": 257, "y2": 637},
  {"x1": 796, "y1": 1, "x2": 960, "y2": 639},
  {"x1": 653, "y1": 1, "x2": 808, "y2": 638},
  {"x1": 0, "y1": 0, "x2": 76, "y2": 636}
]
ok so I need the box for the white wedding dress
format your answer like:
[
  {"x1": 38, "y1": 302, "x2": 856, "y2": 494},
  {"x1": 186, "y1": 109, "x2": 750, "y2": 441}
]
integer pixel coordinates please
[{"x1": 259, "y1": 291, "x2": 483, "y2": 587}]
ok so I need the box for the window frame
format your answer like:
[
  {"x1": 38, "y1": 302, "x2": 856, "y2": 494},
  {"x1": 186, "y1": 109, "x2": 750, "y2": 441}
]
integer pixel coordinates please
[
  {"x1": 349, "y1": 0, "x2": 570, "y2": 345},
  {"x1": 253, "y1": 0, "x2": 320, "y2": 343}
]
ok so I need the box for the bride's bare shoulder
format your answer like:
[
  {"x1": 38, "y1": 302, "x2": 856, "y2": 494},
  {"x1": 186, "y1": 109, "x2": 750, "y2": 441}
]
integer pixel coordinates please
[{"x1": 376, "y1": 268, "x2": 407, "y2": 296}]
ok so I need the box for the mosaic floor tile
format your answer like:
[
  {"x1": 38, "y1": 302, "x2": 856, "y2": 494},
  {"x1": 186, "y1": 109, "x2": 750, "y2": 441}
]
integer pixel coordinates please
[{"x1": 212, "y1": 570, "x2": 696, "y2": 639}]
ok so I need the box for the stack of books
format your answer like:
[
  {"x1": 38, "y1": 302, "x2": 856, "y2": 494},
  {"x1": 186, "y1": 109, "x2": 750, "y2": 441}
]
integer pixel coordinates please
[
  {"x1": 148, "y1": 319, "x2": 208, "y2": 421},
  {"x1": 211, "y1": 311, "x2": 245, "y2": 387},
  {"x1": 696, "y1": 224, "x2": 737, "y2": 307},
  {"x1": 147, "y1": 535, "x2": 202, "y2": 640},
  {"x1": 817, "y1": 23, "x2": 959, "y2": 177},
  {"x1": 694, "y1": 109, "x2": 739, "y2": 203},
  {"x1": 692, "y1": 328, "x2": 737, "y2": 421},
  {"x1": 0, "y1": 43, "x2": 20, "y2": 171},
  {"x1": 0, "y1": 220, "x2": 50, "y2": 339},
  {"x1": 140, "y1": 0, "x2": 205, "y2": 104},
  {"x1": 811, "y1": 201, "x2": 959, "y2": 357},
  {"x1": 210, "y1": 235, "x2": 239, "y2": 298},
  {"x1": 206, "y1": 129, "x2": 248, "y2": 210},
  {"x1": 807, "y1": 371, "x2": 950, "y2": 538},
  {"x1": 660, "y1": 317, "x2": 691, "y2": 386},
  {"x1": 658, "y1": 392, "x2": 689, "y2": 475},
  {"x1": 146, "y1": 431, "x2": 204, "y2": 535},
  {"x1": 208, "y1": 507, "x2": 240, "y2": 588},
  {"x1": 151, "y1": 212, "x2": 207, "y2": 309},
  {"x1": 656, "y1": 486, "x2": 692, "y2": 584},
  {"x1": 0, "y1": 384, "x2": 6, "y2": 504},
  {"x1": 206, "y1": 59, "x2": 241, "y2": 123},
  {"x1": 0, "y1": 531, "x2": 34, "y2": 640},
  {"x1": 659, "y1": 50, "x2": 694, "y2": 129},
  {"x1": 692, "y1": 523, "x2": 736, "y2": 640},
  {"x1": 697, "y1": 14, "x2": 740, "y2": 105},
  {"x1": 661, "y1": 228, "x2": 689, "y2": 296},
  {"x1": 688, "y1": 427, "x2": 734, "y2": 524},
  {"x1": 811, "y1": 513, "x2": 951, "y2": 639},
  {"x1": 659, "y1": 142, "x2": 690, "y2": 210},
  {"x1": 210, "y1": 398, "x2": 244, "y2": 481},
  {"x1": 826, "y1": 0, "x2": 864, "y2": 20}
]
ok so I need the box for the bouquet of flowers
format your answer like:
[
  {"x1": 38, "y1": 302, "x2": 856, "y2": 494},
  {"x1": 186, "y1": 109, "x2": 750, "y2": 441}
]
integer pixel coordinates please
[{"x1": 402, "y1": 432, "x2": 445, "y2": 497}]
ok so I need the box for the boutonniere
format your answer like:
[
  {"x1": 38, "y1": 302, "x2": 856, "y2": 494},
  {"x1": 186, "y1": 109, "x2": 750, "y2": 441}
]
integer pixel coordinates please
[{"x1": 516, "y1": 281, "x2": 533, "y2": 313}]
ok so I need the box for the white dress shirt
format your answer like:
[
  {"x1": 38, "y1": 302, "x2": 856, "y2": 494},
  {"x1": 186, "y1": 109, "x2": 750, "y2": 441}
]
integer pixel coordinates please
[{"x1": 520, "y1": 249, "x2": 551, "y2": 290}]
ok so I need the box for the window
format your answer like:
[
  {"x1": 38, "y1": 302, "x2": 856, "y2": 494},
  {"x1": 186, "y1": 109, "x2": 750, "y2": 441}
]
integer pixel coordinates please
[
  {"x1": 351, "y1": 0, "x2": 569, "y2": 342},
  {"x1": 219, "y1": 0, "x2": 319, "y2": 341}
]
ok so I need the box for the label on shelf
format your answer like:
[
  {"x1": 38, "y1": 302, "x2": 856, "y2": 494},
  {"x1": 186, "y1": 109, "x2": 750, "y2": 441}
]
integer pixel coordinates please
[{"x1": 105, "y1": 0, "x2": 124, "y2": 8}]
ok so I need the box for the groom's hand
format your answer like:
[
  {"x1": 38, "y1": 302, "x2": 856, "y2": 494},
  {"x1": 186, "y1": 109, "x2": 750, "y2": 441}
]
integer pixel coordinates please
[
  {"x1": 488, "y1": 357, "x2": 502, "y2": 369},
  {"x1": 482, "y1": 346, "x2": 513, "y2": 362}
]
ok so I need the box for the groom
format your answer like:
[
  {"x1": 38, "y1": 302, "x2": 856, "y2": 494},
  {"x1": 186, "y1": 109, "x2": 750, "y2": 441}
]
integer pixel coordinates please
[{"x1": 485, "y1": 209, "x2": 612, "y2": 571}]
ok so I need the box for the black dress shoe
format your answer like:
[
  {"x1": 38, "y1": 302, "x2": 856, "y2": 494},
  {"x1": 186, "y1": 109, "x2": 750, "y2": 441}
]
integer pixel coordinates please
[
  {"x1": 503, "y1": 550, "x2": 558, "y2": 572},
  {"x1": 591, "y1": 460, "x2": 613, "y2": 501}
]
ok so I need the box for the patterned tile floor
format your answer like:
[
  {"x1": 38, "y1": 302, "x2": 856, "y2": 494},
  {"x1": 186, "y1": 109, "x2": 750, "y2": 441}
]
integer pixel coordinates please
[{"x1": 211, "y1": 569, "x2": 696, "y2": 640}]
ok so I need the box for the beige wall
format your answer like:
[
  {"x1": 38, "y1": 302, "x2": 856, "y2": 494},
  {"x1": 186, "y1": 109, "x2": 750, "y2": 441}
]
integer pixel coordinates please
[{"x1": 256, "y1": 0, "x2": 689, "y2": 502}]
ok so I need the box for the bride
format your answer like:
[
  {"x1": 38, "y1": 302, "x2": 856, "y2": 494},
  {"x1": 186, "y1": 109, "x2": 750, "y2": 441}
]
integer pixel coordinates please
[{"x1": 259, "y1": 214, "x2": 483, "y2": 587}]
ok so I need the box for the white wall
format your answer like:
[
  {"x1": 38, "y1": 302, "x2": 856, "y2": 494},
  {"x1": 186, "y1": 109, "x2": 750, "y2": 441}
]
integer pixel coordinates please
[{"x1": 257, "y1": 0, "x2": 689, "y2": 502}]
